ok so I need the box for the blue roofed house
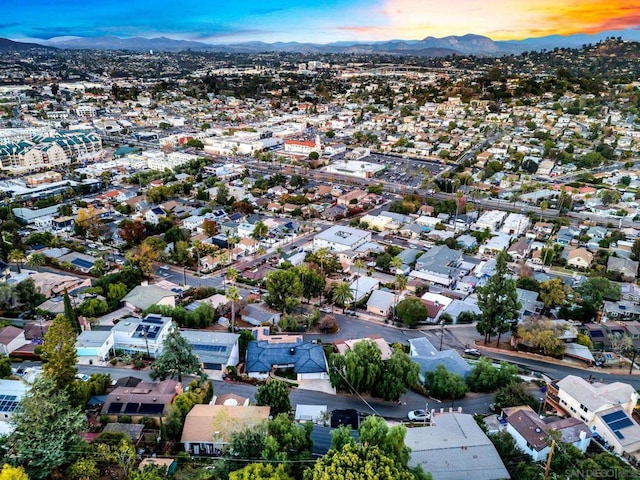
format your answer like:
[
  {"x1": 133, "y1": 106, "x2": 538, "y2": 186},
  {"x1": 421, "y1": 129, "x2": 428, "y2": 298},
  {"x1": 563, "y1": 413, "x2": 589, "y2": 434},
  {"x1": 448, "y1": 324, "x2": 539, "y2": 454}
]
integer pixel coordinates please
[
  {"x1": 0, "y1": 379, "x2": 28, "y2": 435},
  {"x1": 245, "y1": 334, "x2": 328, "y2": 381},
  {"x1": 408, "y1": 337, "x2": 471, "y2": 381},
  {"x1": 412, "y1": 245, "x2": 462, "y2": 287}
]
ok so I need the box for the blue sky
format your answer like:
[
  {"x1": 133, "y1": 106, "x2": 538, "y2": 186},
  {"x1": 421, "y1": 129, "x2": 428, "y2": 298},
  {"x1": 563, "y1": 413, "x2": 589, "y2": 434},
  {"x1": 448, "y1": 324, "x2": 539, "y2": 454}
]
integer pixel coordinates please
[{"x1": 4, "y1": 0, "x2": 640, "y2": 43}]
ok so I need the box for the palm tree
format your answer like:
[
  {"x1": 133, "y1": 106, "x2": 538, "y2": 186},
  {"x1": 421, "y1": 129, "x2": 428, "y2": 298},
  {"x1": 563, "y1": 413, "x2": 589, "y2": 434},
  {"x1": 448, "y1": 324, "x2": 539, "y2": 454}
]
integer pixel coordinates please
[
  {"x1": 226, "y1": 266, "x2": 238, "y2": 284},
  {"x1": 227, "y1": 285, "x2": 240, "y2": 332},
  {"x1": 332, "y1": 281, "x2": 354, "y2": 314},
  {"x1": 26, "y1": 252, "x2": 46, "y2": 272},
  {"x1": 251, "y1": 221, "x2": 268, "y2": 241},
  {"x1": 8, "y1": 249, "x2": 26, "y2": 274},
  {"x1": 393, "y1": 273, "x2": 408, "y2": 321},
  {"x1": 539, "y1": 200, "x2": 549, "y2": 223},
  {"x1": 390, "y1": 256, "x2": 403, "y2": 275},
  {"x1": 353, "y1": 259, "x2": 366, "y2": 312}
]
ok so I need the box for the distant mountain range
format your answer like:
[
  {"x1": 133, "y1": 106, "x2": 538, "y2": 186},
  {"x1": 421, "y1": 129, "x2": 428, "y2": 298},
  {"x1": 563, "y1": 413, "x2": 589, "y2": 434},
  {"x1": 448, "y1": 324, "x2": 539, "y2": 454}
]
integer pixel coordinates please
[{"x1": 2, "y1": 28, "x2": 640, "y2": 56}]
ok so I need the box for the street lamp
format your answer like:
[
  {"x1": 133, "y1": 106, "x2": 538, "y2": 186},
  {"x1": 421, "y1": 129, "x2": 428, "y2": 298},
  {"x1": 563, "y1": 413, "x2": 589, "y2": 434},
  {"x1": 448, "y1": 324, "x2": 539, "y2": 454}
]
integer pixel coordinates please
[{"x1": 439, "y1": 320, "x2": 446, "y2": 351}]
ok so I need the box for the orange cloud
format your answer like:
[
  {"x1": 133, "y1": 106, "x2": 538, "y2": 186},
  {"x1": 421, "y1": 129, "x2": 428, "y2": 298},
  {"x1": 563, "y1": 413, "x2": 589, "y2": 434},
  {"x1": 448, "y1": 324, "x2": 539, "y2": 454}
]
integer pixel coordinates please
[{"x1": 373, "y1": 0, "x2": 640, "y2": 40}]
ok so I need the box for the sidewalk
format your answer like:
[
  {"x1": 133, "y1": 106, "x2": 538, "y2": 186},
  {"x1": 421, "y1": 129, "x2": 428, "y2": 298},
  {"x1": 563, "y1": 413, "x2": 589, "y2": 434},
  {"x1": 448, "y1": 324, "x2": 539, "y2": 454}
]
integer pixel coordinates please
[{"x1": 473, "y1": 340, "x2": 636, "y2": 376}]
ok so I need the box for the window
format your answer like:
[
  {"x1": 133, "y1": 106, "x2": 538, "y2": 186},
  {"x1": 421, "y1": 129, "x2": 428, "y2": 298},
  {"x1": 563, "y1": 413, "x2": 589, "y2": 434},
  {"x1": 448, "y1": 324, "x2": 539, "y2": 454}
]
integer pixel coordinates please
[{"x1": 580, "y1": 404, "x2": 588, "y2": 413}]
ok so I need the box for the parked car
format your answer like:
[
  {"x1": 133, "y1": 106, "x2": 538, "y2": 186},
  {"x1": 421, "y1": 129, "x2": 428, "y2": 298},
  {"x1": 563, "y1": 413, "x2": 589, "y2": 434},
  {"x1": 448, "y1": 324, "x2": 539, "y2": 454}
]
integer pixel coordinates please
[
  {"x1": 408, "y1": 409, "x2": 431, "y2": 421},
  {"x1": 464, "y1": 348, "x2": 482, "y2": 357}
]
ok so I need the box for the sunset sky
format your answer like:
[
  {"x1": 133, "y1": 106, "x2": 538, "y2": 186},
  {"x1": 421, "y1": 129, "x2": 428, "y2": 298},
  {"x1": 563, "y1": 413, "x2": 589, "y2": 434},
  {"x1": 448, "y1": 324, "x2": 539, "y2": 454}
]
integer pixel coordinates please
[{"x1": 3, "y1": 0, "x2": 640, "y2": 43}]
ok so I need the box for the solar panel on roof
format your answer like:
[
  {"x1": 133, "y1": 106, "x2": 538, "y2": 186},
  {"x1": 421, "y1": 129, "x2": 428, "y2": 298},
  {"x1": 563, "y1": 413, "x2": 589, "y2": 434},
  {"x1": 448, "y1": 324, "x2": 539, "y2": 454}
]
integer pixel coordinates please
[
  {"x1": 72, "y1": 258, "x2": 94, "y2": 269},
  {"x1": 139, "y1": 404, "x2": 164, "y2": 415},
  {"x1": 108, "y1": 402, "x2": 123, "y2": 414},
  {"x1": 194, "y1": 344, "x2": 227, "y2": 352},
  {"x1": 124, "y1": 403, "x2": 139, "y2": 414},
  {"x1": 144, "y1": 317, "x2": 164, "y2": 325},
  {"x1": 603, "y1": 411, "x2": 626, "y2": 423},
  {"x1": 615, "y1": 431, "x2": 625, "y2": 439},
  {"x1": 591, "y1": 331, "x2": 604, "y2": 337},
  {"x1": 609, "y1": 418, "x2": 633, "y2": 431}
]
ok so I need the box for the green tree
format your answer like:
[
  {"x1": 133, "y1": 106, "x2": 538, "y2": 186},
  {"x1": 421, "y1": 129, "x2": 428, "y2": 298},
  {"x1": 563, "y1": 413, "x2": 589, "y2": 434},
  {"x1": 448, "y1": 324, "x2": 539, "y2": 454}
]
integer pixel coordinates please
[
  {"x1": 395, "y1": 297, "x2": 428, "y2": 327},
  {"x1": 63, "y1": 290, "x2": 82, "y2": 335},
  {"x1": 227, "y1": 285, "x2": 240, "y2": 332},
  {"x1": 494, "y1": 381, "x2": 537, "y2": 411},
  {"x1": 10, "y1": 376, "x2": 85, "y2": 479},
  {"x1": 215, "y1": 183, "x2": 230, "y2": 205},
  {"x1": 96, "y1": 439, "x2": 136, "y2": 480},
  {"x1": 265, "y1": 269, "x2": 303, "y2": 313},
  {"x1": 476, "y1": 250, "x2": 521, "y2": 346},
  {"x1": 255, "y1": 379, "x2": 291, "y2": 416},
  {"x1": 331, "y1": 281, "x2": 354, "y2": 313},
  {"x1": 0, "y1": 355, "x2": 12, "y2": 378},
  {"x1": 328, "y1": 339, "x2": 382, "y2": 395},
  {"x1": 66, "y1": 458, "x2": 99, "y2": 480},
  {"x1": 298, "y1": 266, "x2": 326, "y2": 304},
  {"x1": 150, "y1": 326, "x2": 203, "y2": 382},
  {"x1": 374, "y1": 348, "x2": 420, "y2": 401},
  {"x1": 305, "y1": 248, "x2": 342, "y2": 276},
  {"x1": 539, "y1": 278, "x2": 567, "y2": 310},
  {"x1": 358, "y1": 416, "x2": 410, "y2": 468},
  {"x1": 8, "y1": 249, "x2": 26, "y2": 274},
  {"x1": 466, "y1": 357, "x2": 499, "y2": 392},
  {"x1": 78, "y1": 298, "x2": 109, "y2": 318},
  {"x1": 303, "y1": 443, "x2": 417, "y2": 480},
  {"x1": 129, "y1": 465, "x2": 166, "y2": 480},
  {"x1": 230, "y1": 464, "x2": 293, "y2": 480},
  {"x1": 26, "y1": 253, "x2": 46, "y2": 272},
  {"x1": 107, "y1": 282, "x2": 128, "y2": 303},
  {"x1": 42, "y1": 314, "x2": 78, "y2": 390},
  {"x1": 15, "y1": 278, "x2": 45, "y2": 309},
  {"x1": 424, "y1": 364, "x2": 468, "y2": 399},
  {"x1": 252, "y1": 220, "x2": 268, "y2": 240},
  {"x1": 330, "y1": 426, "x2": 356, "y2": 451}
]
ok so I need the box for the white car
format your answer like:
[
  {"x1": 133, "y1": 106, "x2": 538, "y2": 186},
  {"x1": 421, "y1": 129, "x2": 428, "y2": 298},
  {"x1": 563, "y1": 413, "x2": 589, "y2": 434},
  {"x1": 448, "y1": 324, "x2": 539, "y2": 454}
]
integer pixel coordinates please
[
  {"x1": 408, "y1": 410, "x2": 431, "y2": 421},
  {"x1": 464, "y1": 348, "x2": 482, "y2": 357},
  {"x1": 76, "y1": 374, "x2": 90, "y2": 382}
]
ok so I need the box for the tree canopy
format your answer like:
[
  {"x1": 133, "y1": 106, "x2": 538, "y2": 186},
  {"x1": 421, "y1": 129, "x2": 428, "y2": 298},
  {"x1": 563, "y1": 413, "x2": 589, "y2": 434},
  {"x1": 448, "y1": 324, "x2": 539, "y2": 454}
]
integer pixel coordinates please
[
  {"x1": 42, "y1": 314, "x2": 78, "y2": 391},
  {"x1": 476, "y1": 250, "x2": 521, "y2": 346},
  {"x1": 396, "y1": 297, "x2": 429, "y2": 326},
  {"x1": 255, "y1": 379, "x2": 292, "y2": 416},
  {"x1": 265, "y1": 268, "x2": 303, "y2": 313},
  {"x1": 150, "y1": 326, "x2": 203, "y2": 382},
  {"x1": 9, "y1": 376, "x2": 85, "y2": 479}
]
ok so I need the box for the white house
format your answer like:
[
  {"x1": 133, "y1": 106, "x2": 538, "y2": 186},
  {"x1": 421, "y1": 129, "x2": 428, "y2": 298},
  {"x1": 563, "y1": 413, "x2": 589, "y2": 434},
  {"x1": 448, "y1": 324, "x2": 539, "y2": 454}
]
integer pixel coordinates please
[
  {"x1": 178, "y1": 330, "x2": 240, "y2": 374},
  {"x1": 0, "y1": 379, "x2": 28, "y2": 428},
  {"x1": 0, "y1": 326, "x2": 26, "y2": 355},
  {"x1": 546, "y1": 375, "x2": 640, "y2": 455},
  {"x1": 75, "y1": 330, "x2": 115, "y2": 365},
  {"x1": 313, "y1": 225, "x2": 371, "y2": 252},
  {"x1": 503, "y1": 405, "x2": 591, "y2": 462},
  {"x1": 111, "y1": 314, "x2": 173, "y2": 359}
]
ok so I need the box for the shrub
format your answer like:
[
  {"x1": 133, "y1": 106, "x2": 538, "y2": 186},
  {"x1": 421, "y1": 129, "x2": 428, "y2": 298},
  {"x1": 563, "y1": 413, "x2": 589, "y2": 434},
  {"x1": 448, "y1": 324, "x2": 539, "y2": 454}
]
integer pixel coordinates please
[
  {"x1": 99, "y1": 415, "x2": 111, "y2": 426},
  {"x1": 118, "y1": 415, "x2": 132, "y2": 424}
]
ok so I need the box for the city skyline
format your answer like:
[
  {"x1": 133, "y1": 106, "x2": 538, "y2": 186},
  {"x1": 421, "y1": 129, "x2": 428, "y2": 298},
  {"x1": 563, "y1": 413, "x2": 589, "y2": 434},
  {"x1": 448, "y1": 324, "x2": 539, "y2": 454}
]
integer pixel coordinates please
[{"x1": 3, "y1": 0, "x2": 640, "y2": 45}]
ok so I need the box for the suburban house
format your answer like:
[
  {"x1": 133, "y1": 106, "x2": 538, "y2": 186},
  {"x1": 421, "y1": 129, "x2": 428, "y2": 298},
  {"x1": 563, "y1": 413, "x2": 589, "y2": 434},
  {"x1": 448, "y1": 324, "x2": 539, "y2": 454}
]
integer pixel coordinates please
[
  {"x1": 122, "y1": 284, "x2": 178, "y2": 311},
  {"x1": 412, "y1": 245, "x2": 462, "y2": 287},
  {"x1": 312, "y1": 225, "x2": 371, "y2": 252},
  {"x1": 0, "y1": 379, "x2": 27, "y2": 431},
  {"x1": 75, "y1": 330, "x2": 115, "y2": 365},
  {"x1": 240, "y1": 304, "x2": 281, "y2": 326},
  {"x1": 178, "y1": 331, "x2": 240, "y2": 374},
  {"x1": 0, "y1": 326, "x2": 27, "y2": 355},
  {"x1": 101, "y1": 379, "x2": 180, "y2": 420},
  {"x1": 366, "y1": 290, "x2": 397, "y2": 317},
  {"x1": 405, "y1": 412, "x2": 509, "y2": 480},
  {"x1": 181, "y1": 405, "x2": 270, "y2": 456},
  {"x1": 502, "y1": 405, "x2": 591, "y2": 462},
  {"x1": 349, "y1": 276, "x2": 379, "y2": 302},
  {"x1": 566, "y1": 247, "x2": 593, "y2": 270},
  {"x1": 245, "y1": 335, "x2": 328, "y2": 381},
  {"x1": 546, "y1": 375, "x2": 640, "y2": 455},
  {"x1": 111, "y1": 314, "x2": 173, "y2": 359},
  {"x1": 408, "y1": 337, "x2": 471, "y2": 380},
  {"x1": 607, "y1": 256, "x2": 639, "y2": 282}
]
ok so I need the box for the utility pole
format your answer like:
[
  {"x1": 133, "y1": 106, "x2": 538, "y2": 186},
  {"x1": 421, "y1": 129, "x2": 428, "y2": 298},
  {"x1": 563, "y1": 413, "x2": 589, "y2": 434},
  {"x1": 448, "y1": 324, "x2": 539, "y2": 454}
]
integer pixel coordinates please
[{"x1": 543, "y1": 439, "x2": 555, "y2": 480}]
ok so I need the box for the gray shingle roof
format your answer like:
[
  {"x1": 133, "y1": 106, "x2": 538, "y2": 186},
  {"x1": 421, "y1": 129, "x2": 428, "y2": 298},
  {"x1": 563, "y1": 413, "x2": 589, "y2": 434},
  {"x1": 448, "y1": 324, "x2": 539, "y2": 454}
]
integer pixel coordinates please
[{"x1": 246, "y1": 339, "x2": 327, "y2": 375}]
